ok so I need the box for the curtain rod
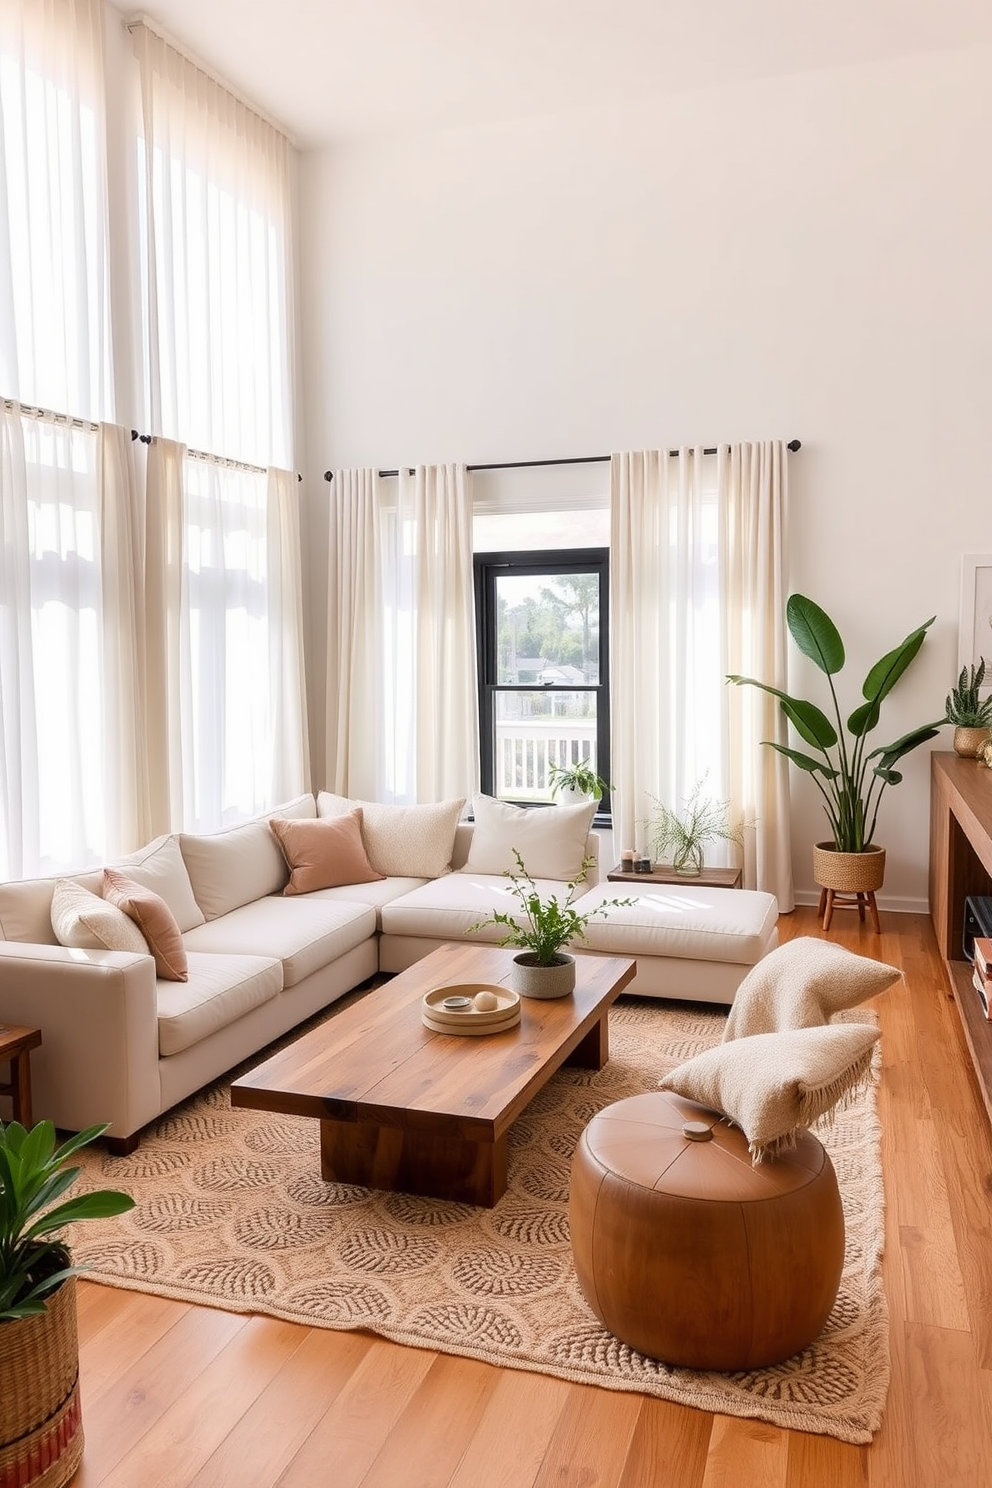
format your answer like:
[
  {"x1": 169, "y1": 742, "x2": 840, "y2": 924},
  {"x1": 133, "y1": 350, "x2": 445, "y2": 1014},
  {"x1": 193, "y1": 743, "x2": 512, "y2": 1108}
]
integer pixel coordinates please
[
  {"x1": 323, "y1": 441, "x2": 801, "y2": 481},
  {"x1": 129, "y1": 429, "x2": 302, "y2": 481}
]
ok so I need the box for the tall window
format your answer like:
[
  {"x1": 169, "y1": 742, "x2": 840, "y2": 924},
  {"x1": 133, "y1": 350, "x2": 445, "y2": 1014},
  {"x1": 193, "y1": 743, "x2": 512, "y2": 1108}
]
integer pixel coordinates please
[{"x1": 474, "y1": 550, "x2": 610, "y2": 812}]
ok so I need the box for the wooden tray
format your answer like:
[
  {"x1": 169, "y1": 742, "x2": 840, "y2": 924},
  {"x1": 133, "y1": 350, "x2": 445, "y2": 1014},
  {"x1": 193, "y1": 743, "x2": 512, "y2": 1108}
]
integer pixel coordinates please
[{"x1": 422, "y1": 984, "x2": 520, "y2": 1035}]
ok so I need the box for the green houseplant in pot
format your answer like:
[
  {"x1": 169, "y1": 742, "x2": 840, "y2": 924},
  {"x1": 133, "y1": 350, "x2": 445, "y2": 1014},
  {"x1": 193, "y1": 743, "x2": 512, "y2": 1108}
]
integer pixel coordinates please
[
  {"x1": 0, "y1": 1119, "x2": 135, "y2": 1488},
  {"x1": 471, "y1": 849, "x2": 634, "y2": 998},
  {"x1": 547, "y1": 759, "x2": 611, "y2": 804},
  {"x1": 727, "y1": 594, "x2": 944, "y2": 916},
  {"x1": 944, "y1": 658, "x2": 992, "y2": 758}
]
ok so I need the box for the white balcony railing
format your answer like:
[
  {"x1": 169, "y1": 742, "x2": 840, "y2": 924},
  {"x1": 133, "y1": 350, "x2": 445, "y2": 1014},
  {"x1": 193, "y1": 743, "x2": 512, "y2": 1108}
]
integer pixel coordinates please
[{"x1": 494, "y1": 719, "x2": 598, "y2": 801}]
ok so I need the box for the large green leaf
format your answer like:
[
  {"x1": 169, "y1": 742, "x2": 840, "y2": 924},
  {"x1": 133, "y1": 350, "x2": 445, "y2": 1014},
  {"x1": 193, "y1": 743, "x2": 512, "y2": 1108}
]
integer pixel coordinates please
[
  {"x1": 868, "y1": 722, "x2": 943, "y2": 768},
  {"x1": 727, "y1": 675, "x2": 838, "y2": 750},
  {"x1": 765, "y1": 742, "x2": 839, "y2": 778},
  {"x1": 861, "y1": 619, "x2": 935, "y2": 706},
  {"x1": 786, "y1": 594, "x2": 845, "y2": 675}
]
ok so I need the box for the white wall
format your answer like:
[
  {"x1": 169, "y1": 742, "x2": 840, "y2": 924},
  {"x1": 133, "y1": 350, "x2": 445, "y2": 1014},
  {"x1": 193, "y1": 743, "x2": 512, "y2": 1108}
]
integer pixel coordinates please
[{"x1": 299, "y1": 42, "x2": 992, "y2": 912}]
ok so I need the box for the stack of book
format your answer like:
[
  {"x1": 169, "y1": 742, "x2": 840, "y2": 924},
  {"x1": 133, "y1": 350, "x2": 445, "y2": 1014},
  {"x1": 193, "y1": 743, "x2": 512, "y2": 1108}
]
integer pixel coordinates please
[{"x1": 972, "y1": 937, "x2": 992, "y2": 1019}]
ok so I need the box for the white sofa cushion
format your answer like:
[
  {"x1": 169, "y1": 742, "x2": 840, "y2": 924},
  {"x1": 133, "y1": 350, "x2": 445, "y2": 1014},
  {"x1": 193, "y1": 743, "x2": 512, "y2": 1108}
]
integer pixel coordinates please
[
  {"x1": 182, "y1": 896, "x2": 376, "y2": 988},
  {"x1": 461, "y1": 794, "x2": 596, "y2": 882},
  {"x1": 50, "y1": 879, "x2": 149, "y2": 954},
  {"x1": 380, "y1": 871, "x2": 576, "y2": 945},
  {"x1": 573, "y1": 883, "x2": 780, "y2": 966},
  {"x1": 305, "y1": 876, "x2": 429, "y2": 929},
  {"x1": 157, "y1": 951, "x2": 283, "y2": 1056},
  {"x1": 180, "y1": 818, "x2": 290, "y2": 920},
  {"x1": 110, "y1": 836, "x2": 205, "y2": 933},
  {"x1": 317, "y1": 792, "x2": 465, "y2": 878}
]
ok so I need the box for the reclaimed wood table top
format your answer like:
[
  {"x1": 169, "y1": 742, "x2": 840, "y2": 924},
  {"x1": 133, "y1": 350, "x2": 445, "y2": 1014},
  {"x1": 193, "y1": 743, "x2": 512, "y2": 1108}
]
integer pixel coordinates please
[{"x1": 230, "y1": 941, "x2": 636, "y2": 1145}]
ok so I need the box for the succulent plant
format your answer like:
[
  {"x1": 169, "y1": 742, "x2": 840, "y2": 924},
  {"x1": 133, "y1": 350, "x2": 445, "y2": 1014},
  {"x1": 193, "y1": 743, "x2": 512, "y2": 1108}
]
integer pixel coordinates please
[{"x1": 944, "y1": 660, "x2": 992, "y2": 729}]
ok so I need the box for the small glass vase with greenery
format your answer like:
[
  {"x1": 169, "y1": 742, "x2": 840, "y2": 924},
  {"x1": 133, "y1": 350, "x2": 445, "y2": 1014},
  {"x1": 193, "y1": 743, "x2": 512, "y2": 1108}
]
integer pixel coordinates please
[
  {"x1": 0, "y1": 1119, "x2": 135, "y2": 1322},
  {"x1": 644, "y1": 779, "x2": 749, "y2": 877},
  {"x1": 547, "y1": 759, "x2": 612, "y2": 803},
  {"x1": 470, "y1": 849, "x2": 634, "y2": 966}
]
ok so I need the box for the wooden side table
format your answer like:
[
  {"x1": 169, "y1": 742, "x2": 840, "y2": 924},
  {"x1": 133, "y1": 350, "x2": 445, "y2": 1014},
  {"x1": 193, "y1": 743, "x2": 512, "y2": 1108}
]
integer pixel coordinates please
[
  {"x1": 0, "y1": 1024, "x2": 43, "y2": 1129},
  {"x1": 606, "y1": 864, "x2": 743, "y2": 890}
]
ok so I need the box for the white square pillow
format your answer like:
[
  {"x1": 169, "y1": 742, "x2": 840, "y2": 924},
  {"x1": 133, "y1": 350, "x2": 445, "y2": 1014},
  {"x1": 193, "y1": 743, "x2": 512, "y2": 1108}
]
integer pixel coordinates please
[
  {"x1": 722, "y1": 937, "x2": 902, "y2": 1042},
  {"x1": 180, "y1": 819, "x2": 290, "y2": 920},
  {"x1": 659, "y1": 1023, "x2": 881, "y2": 1163},
  {"x1": 317, "y1": 792, "x2": 465, "y2": 878},
  {"x1": 461, "y1": 794, "x2": 595, "y2": 882},
  {"x1": 109, "y1": 835, "x2": 205, "y2": 932},
  {"x1": 50, "y1": 879, "x2": 149, "y2": 954}
]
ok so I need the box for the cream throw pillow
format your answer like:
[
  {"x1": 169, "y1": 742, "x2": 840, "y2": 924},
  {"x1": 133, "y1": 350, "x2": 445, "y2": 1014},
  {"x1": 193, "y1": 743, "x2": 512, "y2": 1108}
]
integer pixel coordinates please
[
  {"x1": 317, "y1": 792, "x2": 465, "y2": 878},
  {"x1": 50, "y1": 879, "x2": 149, "y2": 954},
  {"x1": 723, "y1": 937, "x2": 902, "y2": 1042},
  {"x1": 659, "y1": 1023, "x2": 881, "y2": 1162},
  {"x1": 461, "y1": 794, "x2": 596, "y2": 882}
]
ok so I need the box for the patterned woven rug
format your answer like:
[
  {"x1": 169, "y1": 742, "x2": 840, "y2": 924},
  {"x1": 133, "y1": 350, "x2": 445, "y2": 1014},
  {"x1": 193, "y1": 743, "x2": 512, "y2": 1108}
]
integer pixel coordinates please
[{"x1": 69, "y1": 996, "x2": 889, "y2": 1444}]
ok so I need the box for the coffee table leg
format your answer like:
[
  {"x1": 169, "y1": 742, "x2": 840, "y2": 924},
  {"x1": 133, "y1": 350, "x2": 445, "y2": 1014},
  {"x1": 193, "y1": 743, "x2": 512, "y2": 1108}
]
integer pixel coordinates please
[
  {"x1": 320, "y1": 1119, "x2": 508, "y2": 1208},
  {"x1": 566, "y1": 1013, "x2": 609, "y2": 1071}
]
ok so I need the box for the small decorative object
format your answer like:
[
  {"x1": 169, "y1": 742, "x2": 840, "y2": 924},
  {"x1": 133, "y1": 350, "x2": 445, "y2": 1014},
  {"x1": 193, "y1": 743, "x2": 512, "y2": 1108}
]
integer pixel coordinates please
[
  {"x1": 547, "y1": 759, "x2": 612, "y2": 804},
  {"x1": 728, "y1": 594, "x2": 944, "y2": 905},
  {"x1": 469, "y1": 849, "x2": 634, "y2": 999},
  {"x1": 944, "y1": 658, "x2": 992, "y2": 758},
  {"x1": 644, "y1": 777, "x2": 750, "y2": 877},
  {"x1": 421, "y1": 985, "x2": 520, "y2": 1034},
  {"x1": 473, "y1": 990, "x2": 499, "y2": 1011},
  {"x1": 635, "y1": 855, "x2": 653, "y2": 873},
  {"x1": 620, "y1": 848, "x2": 636, "y2": 866},
  {"x1": 980, "y1": 737, "x2": 992, "y2": 769},
  {"x1": 0, "y1": 1119, "x2": 135, "y2": 1488}
]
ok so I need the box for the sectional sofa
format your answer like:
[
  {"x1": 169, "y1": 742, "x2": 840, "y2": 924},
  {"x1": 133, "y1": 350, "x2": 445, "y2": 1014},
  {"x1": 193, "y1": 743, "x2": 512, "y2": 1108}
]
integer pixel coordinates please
[{"x1": 0, "y1": 791, "x2": 778, "y2": 1150}]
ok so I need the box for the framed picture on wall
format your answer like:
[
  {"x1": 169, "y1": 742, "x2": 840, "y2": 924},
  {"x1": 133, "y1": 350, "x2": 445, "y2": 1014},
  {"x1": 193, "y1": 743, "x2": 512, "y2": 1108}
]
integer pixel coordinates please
[{"x1": 959, "y1": 554, "x2": 992, "y2": 690}]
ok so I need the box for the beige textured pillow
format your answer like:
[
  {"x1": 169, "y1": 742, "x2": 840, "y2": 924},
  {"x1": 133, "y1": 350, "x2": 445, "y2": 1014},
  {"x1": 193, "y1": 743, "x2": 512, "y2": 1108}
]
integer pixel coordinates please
[
  {"x1": 658, "y1": 1023, "x2": 881, "y2": 1162},
  {"x1": 317, "y1": 792, "x2": 465, "y2": 878},
  {"x1": 723, "y1": 937, "x2": 902, "y2": 1042},
  {"x1": 270, "y1": 810, "x2": 384, "y2": 895},
  {"x1": 51, "y1": 879, "x2": 149, "y2": 954},
  {"x1": 103, "y1": 868, "x2": 188, "y2": 981},
  {"x1": 461, "y1": 794, "x2": 596, "y2": 881}
]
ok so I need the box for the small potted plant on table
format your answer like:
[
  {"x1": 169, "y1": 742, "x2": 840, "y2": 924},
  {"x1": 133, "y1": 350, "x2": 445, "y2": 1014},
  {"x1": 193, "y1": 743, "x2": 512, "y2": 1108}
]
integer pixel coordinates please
[
  {"x1": 0, "y1": 1119, "x2": 134, "y2": 1488},
  {"x1": 643, "y1": 778, "x2": 749, "y2": 877},
  {"x1": 471, "y1": 850, "x2": 634, "y2": 998},
  {"x1": 944, "y1": 659, "x2": 992, "y2": 758}
]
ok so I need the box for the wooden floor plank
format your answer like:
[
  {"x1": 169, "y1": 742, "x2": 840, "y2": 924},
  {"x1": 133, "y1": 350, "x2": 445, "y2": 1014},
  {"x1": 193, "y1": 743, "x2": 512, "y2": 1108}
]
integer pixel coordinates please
[
  {"x1": 617, "y1": 1396, "x2": 712, "y2": 1488},
  {"x1": 530, "y1": 1385, "x2": 642, "y2": 1488},
  {"x1": 700, "y1": 1417, "x2": 788, "y2": 1488},
  {"x1": 446, "y1": 1370, "x2": 573, "y2": 1488},
  {"x1": 353, "y1": 1353, "x2": 500, "y2": 1488}
]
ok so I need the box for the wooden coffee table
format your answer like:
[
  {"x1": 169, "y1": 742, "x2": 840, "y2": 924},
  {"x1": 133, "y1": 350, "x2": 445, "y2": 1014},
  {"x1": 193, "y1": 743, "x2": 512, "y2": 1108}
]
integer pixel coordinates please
[{"x1": 231, "y1": 942, "x2": 635, "y2": 1207}]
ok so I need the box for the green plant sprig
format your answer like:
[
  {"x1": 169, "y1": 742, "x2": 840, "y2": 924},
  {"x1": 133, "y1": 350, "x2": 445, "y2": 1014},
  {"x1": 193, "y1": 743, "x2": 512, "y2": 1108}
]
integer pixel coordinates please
[
  {"x1": 645, "y1": 780, "x2": 748, "y2": 874},
  {"x1": 944, "y1": 659, "x2": 992, "y2": 728},
  {"x1": 470, "y1": 849, "x2": 634, "y2": 964},
  {"x1": 0, "y1": 1119, "x2": 135, "y2": 1322},
  {"x1": 728, "y1": 594, "x2": 944, "y2": 853}
]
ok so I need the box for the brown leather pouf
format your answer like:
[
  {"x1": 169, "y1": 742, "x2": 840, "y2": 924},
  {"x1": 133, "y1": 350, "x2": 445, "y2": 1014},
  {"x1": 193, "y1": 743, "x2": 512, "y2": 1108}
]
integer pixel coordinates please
[{"x1": 569, "y1": 1090, "x2": 845, "y2": 1370}]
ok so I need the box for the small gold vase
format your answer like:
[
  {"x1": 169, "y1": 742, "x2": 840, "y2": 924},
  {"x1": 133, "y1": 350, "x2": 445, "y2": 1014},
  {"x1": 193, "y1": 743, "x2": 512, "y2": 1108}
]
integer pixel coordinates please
[{"x1": 953, "y1": 726, "x2": 991, "y2": 759}]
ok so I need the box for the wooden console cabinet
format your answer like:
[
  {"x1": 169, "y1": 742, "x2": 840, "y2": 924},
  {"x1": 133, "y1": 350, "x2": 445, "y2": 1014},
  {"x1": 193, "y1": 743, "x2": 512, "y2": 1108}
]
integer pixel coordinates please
[{"x1": 929, "y1": 752, "x2": 992, "y2": 1123}]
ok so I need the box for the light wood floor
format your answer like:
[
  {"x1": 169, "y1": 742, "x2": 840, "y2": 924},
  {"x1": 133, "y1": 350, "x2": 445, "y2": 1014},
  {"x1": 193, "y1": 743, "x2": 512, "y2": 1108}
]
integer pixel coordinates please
[{"x1": 69, "y1": 907, "x2": 992, "y2": 1488}]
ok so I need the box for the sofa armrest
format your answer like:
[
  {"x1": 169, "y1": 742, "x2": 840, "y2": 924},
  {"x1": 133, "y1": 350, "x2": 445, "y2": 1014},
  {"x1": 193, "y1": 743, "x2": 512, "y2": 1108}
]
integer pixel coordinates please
[{"x1": 0, "y1": 941, "x2": 161, "y2": 1139}]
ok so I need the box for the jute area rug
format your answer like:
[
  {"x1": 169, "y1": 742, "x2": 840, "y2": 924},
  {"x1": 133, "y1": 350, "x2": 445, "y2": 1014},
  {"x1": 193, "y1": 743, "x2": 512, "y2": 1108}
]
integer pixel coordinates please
[{"x1": 69, "y1": 996, "x2": 889, "y2": 1445}]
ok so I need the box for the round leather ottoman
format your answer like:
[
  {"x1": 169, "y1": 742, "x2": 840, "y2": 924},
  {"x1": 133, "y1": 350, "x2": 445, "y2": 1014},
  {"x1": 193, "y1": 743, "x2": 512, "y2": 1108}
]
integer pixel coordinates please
[{"x1": 569, "y1": 1091, "x2": 845, "y2": 1370}]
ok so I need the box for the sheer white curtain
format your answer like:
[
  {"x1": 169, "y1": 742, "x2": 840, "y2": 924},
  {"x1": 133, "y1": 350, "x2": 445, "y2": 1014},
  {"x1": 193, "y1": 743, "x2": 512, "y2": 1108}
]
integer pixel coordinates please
[
  {"x1": 0, "y1": 407, "x2": 143, "y2": 876},
  {"x1": 130, "y1": 19, "x2": 294, "y2": 468},
  {"x1": 610, "y1": 443, "x2": 791, "y2": 894},
  {"x1": 0, "y1": 0, "x2": 112, "y2": 421},
  {"x1": 324, "y1": 468, "x2": 384, "y2": 800},
  {"x1": 324, "y1": 464, "x2": 479, "y2": 805},
  {"x1": 721, "y1": 442, "x2": 793, "y2": 906}
]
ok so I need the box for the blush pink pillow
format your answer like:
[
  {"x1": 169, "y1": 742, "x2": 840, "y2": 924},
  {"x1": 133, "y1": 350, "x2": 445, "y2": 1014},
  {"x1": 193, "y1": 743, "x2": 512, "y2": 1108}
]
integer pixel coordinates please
[
  {"x1": 103, "y1": 868, "x2": 189, "y2": 981},
  {"x1": 270, "y1": 809, "x2": 384, "y2": 895}
]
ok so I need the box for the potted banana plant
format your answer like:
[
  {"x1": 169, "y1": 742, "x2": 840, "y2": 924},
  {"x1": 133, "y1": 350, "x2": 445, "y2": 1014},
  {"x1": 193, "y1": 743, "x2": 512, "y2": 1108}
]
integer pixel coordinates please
[
  {"x1": 0, "y1": 1119, "x2": 134, "y2": 1488},
  {"x1": 728, "y1": 594, "x2": 944, "y2": 909}
]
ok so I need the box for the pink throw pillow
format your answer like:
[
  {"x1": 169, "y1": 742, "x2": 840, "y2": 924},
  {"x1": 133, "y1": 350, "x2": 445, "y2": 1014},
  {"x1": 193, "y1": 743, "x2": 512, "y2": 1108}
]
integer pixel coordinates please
[
  {"x1": 270, "y1": 809, "x2": 385, "y2": 895},
  {"x1": 103, "y1": 868, "x2": 189, "y2": 981}
]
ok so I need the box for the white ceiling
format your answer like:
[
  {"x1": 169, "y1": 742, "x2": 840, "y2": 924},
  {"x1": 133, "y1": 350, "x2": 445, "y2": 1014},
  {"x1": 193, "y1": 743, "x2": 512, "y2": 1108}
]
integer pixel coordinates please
[{"x1": 116, "y1": 1, "x2": 992, "y2": 149}]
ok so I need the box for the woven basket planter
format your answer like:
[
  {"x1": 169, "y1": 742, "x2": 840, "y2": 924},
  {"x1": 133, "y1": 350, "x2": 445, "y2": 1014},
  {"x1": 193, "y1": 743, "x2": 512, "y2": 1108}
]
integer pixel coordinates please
[
  {"x1": 813, "y1": 842, "x2": 886, "y2": 894},
  {"x1": 0, "y1": 1277, "x2": 84, "y2": 1488}
]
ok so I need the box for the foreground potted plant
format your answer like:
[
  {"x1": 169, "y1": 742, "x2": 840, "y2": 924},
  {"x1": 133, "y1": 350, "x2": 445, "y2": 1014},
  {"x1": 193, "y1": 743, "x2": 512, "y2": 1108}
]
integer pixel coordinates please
[
  {"x1": 944, "y1": 659, "x2": 992, "y2": 758},
  {"x1": 728, "y1": 594, "x2": 944, "y2": 904},
  {"x1": 471, "y1": 850, "x2": 634, "y2": 998},
  {"x1": 547, "y1": 759, "x2": 612, "y2": 804},
  {"x1": 643, "y1": 778, "x2": 751, "y2": 877},
  {"x1": 0, "y1": 1119, "x2": 135, "y2": 1488}
]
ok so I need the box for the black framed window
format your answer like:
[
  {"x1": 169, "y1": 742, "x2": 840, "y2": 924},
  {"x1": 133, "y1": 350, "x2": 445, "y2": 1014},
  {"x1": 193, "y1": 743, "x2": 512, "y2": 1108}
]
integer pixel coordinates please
[{"x1": 474, "y1": 549, "x2": 610, "y2": 815}]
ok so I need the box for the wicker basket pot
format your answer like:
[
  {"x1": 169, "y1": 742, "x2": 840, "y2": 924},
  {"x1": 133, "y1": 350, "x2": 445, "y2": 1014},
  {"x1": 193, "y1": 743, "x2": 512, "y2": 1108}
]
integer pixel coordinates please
[
  {"x1": 812, "y1": 842, "x2": 886, "y2": 894},
  {"x1": 0, "y1": 1277, "x2": 84, "y2": 1488}
]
